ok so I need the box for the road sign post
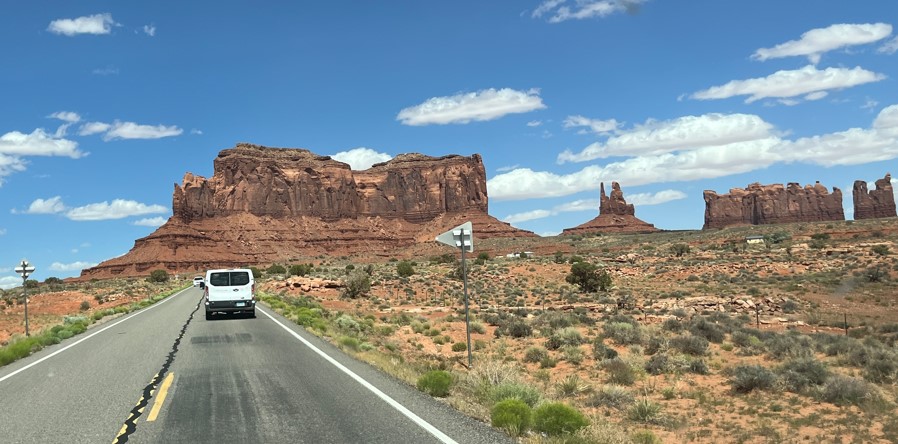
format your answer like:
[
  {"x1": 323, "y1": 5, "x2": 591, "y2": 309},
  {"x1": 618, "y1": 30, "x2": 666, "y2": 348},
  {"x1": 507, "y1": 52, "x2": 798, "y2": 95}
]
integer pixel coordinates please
[
  {"x1": 436, "y1": 222, "x2": 474, "y2": 368},
  {"x1": 14, "y1": 259, "x2": 36, "y2": 337}
]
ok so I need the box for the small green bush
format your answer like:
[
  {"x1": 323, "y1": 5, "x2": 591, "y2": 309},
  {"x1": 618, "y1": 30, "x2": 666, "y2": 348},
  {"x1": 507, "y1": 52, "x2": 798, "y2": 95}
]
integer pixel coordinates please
[
  {"x1": 729, "y1": 365, "x2": 776, "y2": 393},
  {"x1": 79, "y1": 300, "x2": 91, "y2": 311},
  {"x1": 632, "y1": 429, "x2": 662, "y2": 444},
  {"x1": 491, "y1": 399, "x2": 532, "y2": 436},
  {"x1": 778, "y1": 357, "x2": 830, "y2": 393},
  {"x1": 545, "y1": 327, "x2": 583, "y2": 350},
  {"x1": 604, "y1": 322, "x2": 644, "y2": 346},
  {"x1": 417, "y1": 370, "x2": 452, "y2": 397},
  {"x1": 592, "y1": 340, "x2": 619, "y2": 360},
  {"x1": 532, "y1": 402, "x2": 589, "y2": 436},
  {"x1": 396, "y1": 260, "x2": 415, "y2": 277},
  {"x1": 628, "y1": 398, "x2": 662, "y2": 423},
  {"x1": 289, "y1": 263, "x2": 314, "y2": 276},
  {"x1": 266, "y1": 264, "x2": 286, "y2": 275},
  {"x1": 451, "y1": 342, "x2": 467, "y2": 352},
  {"x1": 338, "y1": 336, "x2": 360, "y2": 351},
  {"x1": 566, "y1": 262, "x2": 612, "y2": 293},
  {"x1": 148, "y1": 269, "x2": 169, "y2": 283},
  {"x1": 670, "y1": 334, "x2": 709, "y2": 356},
  {"x1": 490, "y1": 382, "x2": 541, "y2": 407},
  {"x1": 586, "y1": 384, "x2": 634, "y2": 409},
  {"x1": 603, "y1": 359, "x2": 638, "y2": 385},
  {"x1": 524, "y1": 346, "x2": 549, "y2": 363},
  {"x1": 819, "y1": 375, "x2": 882, "y2": 406}
]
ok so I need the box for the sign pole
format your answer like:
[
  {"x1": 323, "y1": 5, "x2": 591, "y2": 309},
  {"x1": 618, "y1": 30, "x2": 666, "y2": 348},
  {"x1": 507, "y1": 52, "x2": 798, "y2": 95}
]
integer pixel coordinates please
[
  {"x1": 460, "y1": 231, "x2": 473, "y2": 368},
  {"x1": 22, "y1": 274, "x2": 29, "y2": 337},
  {"x1": 14, "y1": 260, "x2": 36, "y2": 337}
]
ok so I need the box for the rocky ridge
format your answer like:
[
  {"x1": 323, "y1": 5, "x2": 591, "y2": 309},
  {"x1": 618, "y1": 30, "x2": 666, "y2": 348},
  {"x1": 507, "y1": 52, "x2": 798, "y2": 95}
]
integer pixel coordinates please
[
  {"x1": 703, "y1": 181, "x2": 844, "y2": 229},
  {"x1": 853, "y1": 173, "x2": 896, "y2": 220},
  {"x1": 562, "y1": 182, "x2": 658, "y2": 235},
  {"x1": 81, "y1": 144, "x2": 533, "y2": 278}
]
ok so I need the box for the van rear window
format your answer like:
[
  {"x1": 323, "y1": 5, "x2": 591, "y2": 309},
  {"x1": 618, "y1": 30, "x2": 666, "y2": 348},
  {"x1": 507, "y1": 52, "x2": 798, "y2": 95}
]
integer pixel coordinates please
[{"x1": 209, "y1": 271, "x2": 251, "y2": 286}]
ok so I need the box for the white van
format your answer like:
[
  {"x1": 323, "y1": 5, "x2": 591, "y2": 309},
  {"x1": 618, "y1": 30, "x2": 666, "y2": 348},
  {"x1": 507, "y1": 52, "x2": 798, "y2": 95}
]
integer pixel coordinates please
[{"x1": 204, "y1": 268, "x2": 256, "y2": 319}]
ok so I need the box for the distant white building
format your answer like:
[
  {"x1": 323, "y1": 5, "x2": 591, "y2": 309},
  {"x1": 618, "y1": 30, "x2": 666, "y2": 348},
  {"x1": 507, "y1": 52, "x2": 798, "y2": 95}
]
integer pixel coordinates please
[
  {"x1": 745, "y1": 235, "x2": 765, "y2": 244},
  {"x1": 505, "y1": 251, "x2": 535, "y2": 258}
]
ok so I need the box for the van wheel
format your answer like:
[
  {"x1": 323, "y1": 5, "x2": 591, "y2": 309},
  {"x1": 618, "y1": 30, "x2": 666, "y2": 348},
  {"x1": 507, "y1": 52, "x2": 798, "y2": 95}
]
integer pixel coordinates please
[
  {"x1": 247, "y1": 310, "x2": 256, "y2": 318},
  {"x1": 205, "y1": 311, "x2": 213, "y2": 320}
]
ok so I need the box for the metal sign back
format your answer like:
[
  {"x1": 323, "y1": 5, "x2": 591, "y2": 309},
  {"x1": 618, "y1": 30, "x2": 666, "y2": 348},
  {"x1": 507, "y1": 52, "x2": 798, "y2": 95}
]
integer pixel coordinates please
[{"x1": 435, "y1": 221, "x2": 473, "y2": 252}]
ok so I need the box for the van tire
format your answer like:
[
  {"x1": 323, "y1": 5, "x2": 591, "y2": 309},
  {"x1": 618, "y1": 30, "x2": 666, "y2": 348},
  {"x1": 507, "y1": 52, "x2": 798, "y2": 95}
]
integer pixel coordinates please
[
  {"x1": 205, "y1": 311, "x2": 213, "y2": 320},
  {"x1": 247, "y1": 310, "x2": 256, "y2": 318}
]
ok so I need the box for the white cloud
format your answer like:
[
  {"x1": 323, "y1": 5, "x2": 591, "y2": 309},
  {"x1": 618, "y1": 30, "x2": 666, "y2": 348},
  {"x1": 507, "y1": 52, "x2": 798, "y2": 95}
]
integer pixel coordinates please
[
  {"x1": 102, "y1": 121, "x2": 183, "y2": 141},
  {"x1": 48, "y1": 13, "x2": 117, "y2": 36},
  {"x1": 0, "y1": 129, "x2": 84, "y2": 158},
  {"x1": 331, "y1": 147, "x2": 392, "y2": 170},
  {"x1": 65, "y1": 199, "x2": 169, "y2": 221},
  {"x1": 0, "y1": 154, "x2": 27, "y2": 182},
  {"x1": 0, "y1": 228, "x2": 6, "y2": 235},
  {"x1": 503, "y1": 209, "x2": 552, "y2": 224},
  {"x1": 79, "y1": 122, "x2": 112, "y2": 136},
  {"x1": 496, "y1": 164, "x2": 520, "y2": 172},
  {"x1": 553, "y1": 199, "x2": 600, "y2": 212},
  {"x1": 558, "y1": 113, "x2": 775, "y2": 163},
  {"x1": 627, "y1": 190, "x2": 688, "y2": 206},
  {"x1": 133, "y1": 217, "x2": 168, "y2": 227},
  {"x1": 20, "y1": 196, "x2": 67, "y2": 215},
  {"x1": 563, "y1": 115, "x2": 620, "y2": 135},
  {"x1": 92, "y1": 66, "x2": 119, "y2": 76},
  {"x1": 48, "y1": 111, "x2": 81, "y2": 123},
  {"x1": 143, "y1": 25, "x2": 156, "y2": 36},
  {"x1": 533, "y1": 0, "x2": 643, "y2": 23},
  {"x1": 397, "y1": 88, "x2": 546, "y2": 126},
  {"x1": 753, "y1": 23, "x2": 892, "y2": 64},
  {"x1": 490, "y1": 104, "x2": 898, "y2": 201},
  {"x1": 0, "y1": 276, "x2": 20, "y2": 290},
  {"x1": 190, "y1": 129, "x2": 203, "y2": 135},
  {"x1": 527, "y1": 120, "x2": 543, "y2": 127},
  {"x1": 49, "y1": 261, "x2": 98, "y2": 272},
  {"x1": 879, "y1": 36, "x2": 898, "y2": 55},
  {"x1": 692, "y1": 65, "x2": 885, "y2": 104}
]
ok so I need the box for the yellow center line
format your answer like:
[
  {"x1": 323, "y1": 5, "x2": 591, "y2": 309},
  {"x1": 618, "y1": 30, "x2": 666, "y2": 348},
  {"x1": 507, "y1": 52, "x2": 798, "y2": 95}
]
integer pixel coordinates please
[{"x1": 146, "y1": 372, "x2": 175, "y2": 422}]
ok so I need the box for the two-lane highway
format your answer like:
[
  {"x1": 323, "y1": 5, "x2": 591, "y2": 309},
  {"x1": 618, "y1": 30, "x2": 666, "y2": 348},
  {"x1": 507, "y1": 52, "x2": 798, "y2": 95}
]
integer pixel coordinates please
[{"x1": 0, "y1": 287, "x2": 512, "y2": 444}]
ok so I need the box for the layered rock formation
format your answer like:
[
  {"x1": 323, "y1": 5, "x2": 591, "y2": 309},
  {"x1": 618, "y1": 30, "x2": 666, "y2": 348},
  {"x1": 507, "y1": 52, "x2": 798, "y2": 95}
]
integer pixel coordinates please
[
  {"x1": 81, "y1": 144, "x2": 533, "y2": 278},
  {"x1": 562, "y1": 182, "x2": 658, "y2": 235},
  {"x1": 853, "y1": 173, "x2": 896, "y2": 220},
  {"x1": 703, "y1": 181, "x2": 844, "y2": 229}
]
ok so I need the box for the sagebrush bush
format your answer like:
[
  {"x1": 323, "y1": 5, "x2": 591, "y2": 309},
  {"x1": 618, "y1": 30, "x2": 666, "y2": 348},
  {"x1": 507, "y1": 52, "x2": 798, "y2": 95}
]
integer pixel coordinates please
[
  {"x1": 417, "y1": 370, "x2": 452, "y2": 397},
  {"x1": 645, "y1": 353, "x2": 672, "y2": 375},
  {"x1": 662, "y1": 317, "x2": 684, "y2": 333},
  {"x1": 495, "y1": 318, "x2": 533, "y2": 338},
  {"x1": 338, "y1": 336, "x2": 360, "y2": 351},
  {"x1": 490, "y1": 382, "x2": 541, "y2": 407},
  {"x1": 562, "y1": 345, "x2": 584, "y2": 365},
  {"x1": 604, "y1": 322, "x2": 643, "y2": 346},
  {"x1": 819, "y1": 375, "x2": 883, "y2": 407},
  {"x1": 765, "y1": 332, "x2": 814, "y2": 361},
  {"x1": 532, "y1": 402, "x2": 589, "y2": 436},
  {"x1": 729, "y1": 365, "x2": 776, "y2": 393},
  {"x1": 603, "y1": 358, "x2": 638, "y2": 386},
  {"x1": 524, "y1": 346, "x2": 549, "y2": 363},
  {"x1": 546, "y1": 327, "x2": 584, "y2": 350},
  {"x1": 491, "y1": 399, "x2": 532, "y2": 436},
  {"x1": 670, "y1": 334, "x2": 709, "y2": 356},
  {"x1": 628, "y1": 398, "x2": 662, "y2": 423},
  {"x1": 644, "y1": 335, "x2": 669, "y2": 355},
  {"x1": 777, "y1": 357, "x2": 829, "y2": 393},
  {"x1": 586, "y1": 384, "x2": 634, "y2": 409},
  {"x1": 688, "y1": 317, "x2": 725, "y2": 343},
  {"x1": 451, "y1": 342, "x2": 467, "y2": 352},
  {"x1": 592, "y1": 339, "x2": 619, "y2": 360}
]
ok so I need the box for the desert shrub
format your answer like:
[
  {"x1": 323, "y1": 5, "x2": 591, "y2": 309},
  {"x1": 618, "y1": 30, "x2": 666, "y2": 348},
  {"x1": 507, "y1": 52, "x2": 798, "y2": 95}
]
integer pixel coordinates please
[
  {"x1": 396, "y1": 260, "x2": 415, "y2": 277},
  {"x1": 603, "y1": 322, "x2": 643, "y2": 346},
  {"x1": 266, "y1": 264, "x2": 286, "y2": 275},
  {"x1": 562, "y1": 345, "x2": 585, "y2": 365},
  {"x1": 451, "y1": 342, "x2": 467, "y2": 352},
  {"x1": 586, "y1": 384, "x2": 634, "y2": 409},
  {"x1": 566, "y1": 262, "x2": 612, "y2": 292},
  {"x1": 631, "y1": 430, "x2": 662, "y2": 444},
  {"x1": 147, "y1": 269, "x2": 169, "y2": 283},
  {"x1": 417, "y1": 370, "x2": 452, "y2": 397},
  {"x1": 540, "y1": 355, "x2": 558, "y2": 369},
  {"x1": 732, "y1": 329, "x2": 766, "y2": 355},
  {"x1": 490, "y1": 382, "x2": 541, "y2": 407},
  {"x1": 556, "y1": 374, "x2": 588, "y2": 398},
  {"x1": 592, "y1": 340, "x2": 619, "y2": 360},
  {"x1": 535, "y1": 311, "x2": 580, "y2": 332},
  {"x1": 819, "y1": 375, "x2": 883, "y2": 407},
  {"x1": 338, "y1": 336, "x2": 360, "y2": 351},
  {"x1": 495, "y1": 318, "x2": 532, "y2": 338},
  {"x1": 777, "y1": 358, "x2": 830, "y2": 393},
  {"x1": 688, "y1": 358, "x2": 710, "y2": 375},
  {"x1": 603, "y1": 359, "x2": 638, "y2": 386},
  {"x1": 728, "y1": 365, "x2": 776, "y2": 393},
  {"x1": 491, "y1": 399, "x2": 532, "y2": 436},
  {"x1": 469, "y1": 321, "x2": 486, "y2": 334},
  {"x1": 811, "y1": 233, "x2": 830, "y2": 241},
  {"x1": 670, "y1": 334, "x2": 708, "y2": 356},
  {"x1": 628, "y1": 398, "x2": 662, "y2": 423},
  {"x1": 644, "y1": 335, "x2": 669, "y2": 355},
  {"x1": 765, "y1": 332, "x2": 814, "y2": 361},
  {"x1": 289, "y1": 263, "x2": 313, "y2": 276},
  {"x1": 645, "y1": 353, "x2": 673, "y2": 375},
  {"x1": 532, "y1": 402, "x2": 589, "y2": 436},
  {"x1": 661, "y1": 317, "x2": 683, "y2": 332},
  {"x1": 79, "y1": 300, "x2": 91, "y2": 311},
  {"x1": 249, "y1": 267, "x2": 261, "y2": 278},
  {"x1": 523, "y1": 346, "x2": 549, "y2": 363},
  {"x1": 546, "y1": 327, "x2": 584, "y2": 350},
  {"x1": 670, "y1": 243, "x2": 690, "y2": 257},
  {"x1": 863, "y1": 349, "x2": 898, "y2": 384},
  {"x1": 781, "y1": 299, "x2": 799, "y2": 313},
  {"x1": 864, "y1": 265, "x2": 889, "y2": 283},
  {"x1": 341, "y1": 271, "x2": 371, "y2": 299},
  {"x1": 687, "y1": 317, "x2": 725, "y2": 343},
  {"x1": 872, "y1": 244, "x2": 890, "y2": 256}
]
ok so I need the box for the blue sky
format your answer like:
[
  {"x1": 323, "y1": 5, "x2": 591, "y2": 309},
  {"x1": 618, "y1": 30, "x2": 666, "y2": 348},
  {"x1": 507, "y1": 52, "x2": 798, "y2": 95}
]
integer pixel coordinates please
[{"x1": 2, "y1": 1, "x2": 898, "y2": 285}]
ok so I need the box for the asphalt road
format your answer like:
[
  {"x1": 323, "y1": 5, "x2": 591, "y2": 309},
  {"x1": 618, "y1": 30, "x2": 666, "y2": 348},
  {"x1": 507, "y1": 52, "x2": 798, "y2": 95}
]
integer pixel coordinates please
[{"x1": 0, "y1": 287, "x2": 512, "y2": 444}]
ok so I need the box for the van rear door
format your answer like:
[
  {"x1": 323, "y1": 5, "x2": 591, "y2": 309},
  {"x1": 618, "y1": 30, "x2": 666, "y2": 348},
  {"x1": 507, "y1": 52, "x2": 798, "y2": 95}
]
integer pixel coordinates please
[{"x1": 206, "y1": 270, "x2": 253, "y2": 302}]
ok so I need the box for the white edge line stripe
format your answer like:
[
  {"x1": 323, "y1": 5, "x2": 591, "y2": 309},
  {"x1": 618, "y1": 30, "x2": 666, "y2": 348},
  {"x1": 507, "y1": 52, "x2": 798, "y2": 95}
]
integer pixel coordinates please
[
  {"x1": 260, "y1": 307, "x2": 458, "y2": 444},
  {"x1": 0, "y1": 287, "x2": 191, "y2": 384}
]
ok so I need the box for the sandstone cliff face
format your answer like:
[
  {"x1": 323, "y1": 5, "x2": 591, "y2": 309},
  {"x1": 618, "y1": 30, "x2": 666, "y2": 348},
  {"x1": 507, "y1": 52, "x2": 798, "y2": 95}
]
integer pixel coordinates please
[
  {"x1": 853, "y1": 173, "x2": 896, "y2": 220},
  {"x1": 703, "y1": 181, "x2": 844, "y2": 229},
  {"x1": 82, "y1": 144, "x2": 532, "y2": 279},
  {"x1": 562, "y1": 182, "x2": 657, "y2": 235}
]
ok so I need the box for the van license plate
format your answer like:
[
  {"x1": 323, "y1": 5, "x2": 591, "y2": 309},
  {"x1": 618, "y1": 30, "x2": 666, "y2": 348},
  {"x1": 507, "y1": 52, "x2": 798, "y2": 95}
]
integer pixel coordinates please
[{"x1": 235, "y1": 302, "x2": 245, "y2": 307}]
